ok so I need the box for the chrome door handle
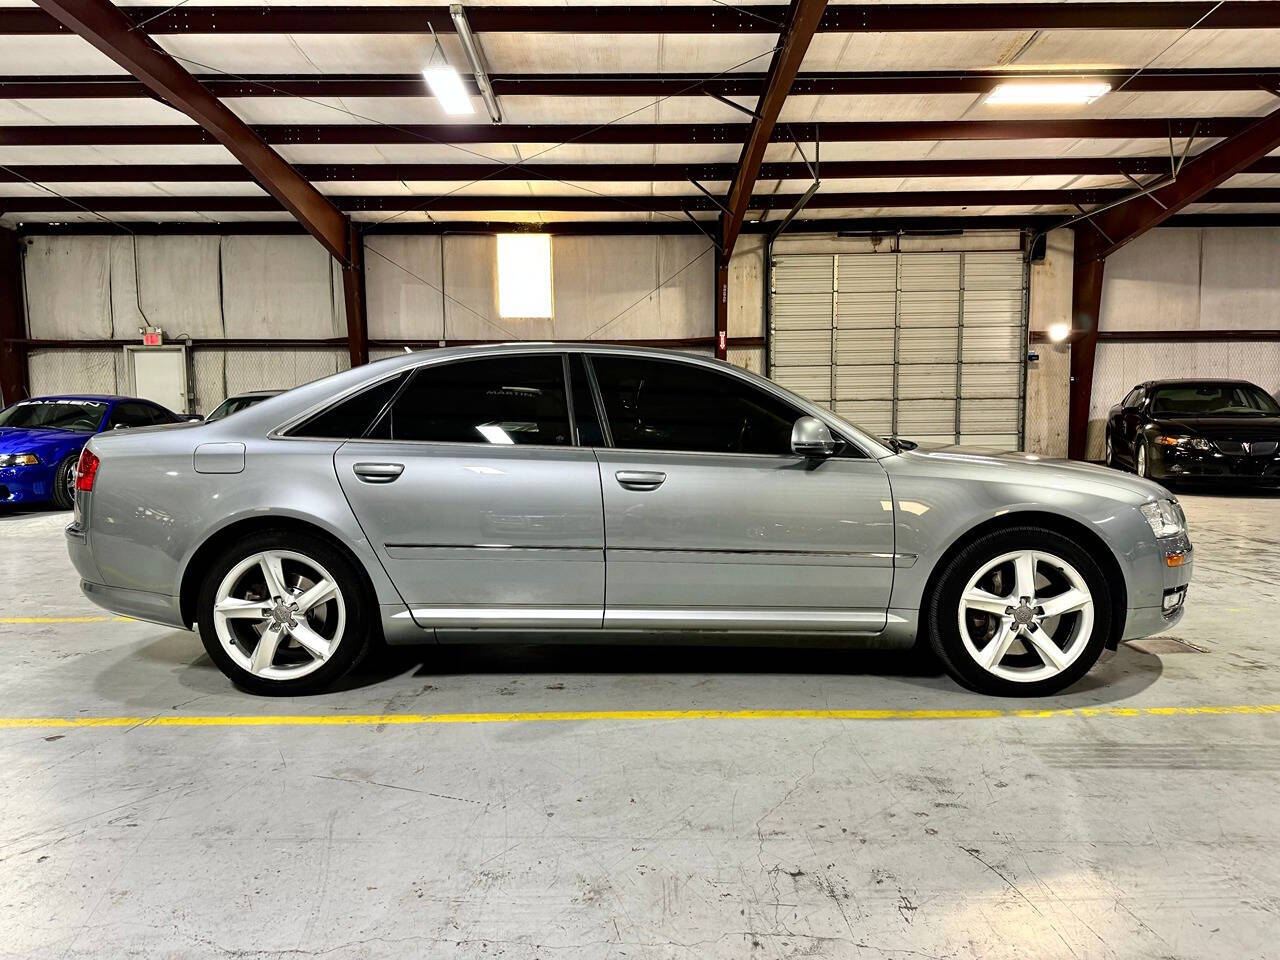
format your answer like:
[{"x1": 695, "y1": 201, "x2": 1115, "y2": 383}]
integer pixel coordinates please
[
  {"x1": 615, "y1": 470, "x2": 666, "y2": 490},
  {"x1": 353, "y1": 462, "x2": 404, "y2": 483}
]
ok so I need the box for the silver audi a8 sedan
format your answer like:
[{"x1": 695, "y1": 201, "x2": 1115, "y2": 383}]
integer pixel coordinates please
[{"x1": 66, "y1": 344, "x2": 1192, "y2": 696}]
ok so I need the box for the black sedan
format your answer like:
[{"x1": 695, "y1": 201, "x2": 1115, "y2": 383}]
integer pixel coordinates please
[{"x1": 1106, "y1": 378, "x2": 1280, "y2": 484}]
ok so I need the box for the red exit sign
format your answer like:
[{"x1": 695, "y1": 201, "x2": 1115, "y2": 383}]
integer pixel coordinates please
[{"x1": 142, "y1": 331, "x2": 163, "y2": 346}]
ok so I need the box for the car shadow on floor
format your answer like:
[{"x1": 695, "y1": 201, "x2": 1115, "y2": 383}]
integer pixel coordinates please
[
  {"x1": 330, "y1": 637, "x2": 1166, "y2": 707},
  {"x1": 122, "y1": 629, "x2": 1164, "y2": 708}
]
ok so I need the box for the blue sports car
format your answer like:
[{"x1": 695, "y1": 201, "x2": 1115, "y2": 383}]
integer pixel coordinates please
[{"x1": 0, "y1": 394, "x2": 187, "y2": 508}]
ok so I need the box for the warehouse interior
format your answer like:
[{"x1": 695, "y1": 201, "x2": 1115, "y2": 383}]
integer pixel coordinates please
[{"x1": 1, "y1": 2, "x2": 1279, "y2": 957}]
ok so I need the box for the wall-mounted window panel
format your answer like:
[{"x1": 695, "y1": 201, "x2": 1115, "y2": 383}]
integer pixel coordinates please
[{"x1": 498, "y1": 234, "x2": 553, "y2": 319}]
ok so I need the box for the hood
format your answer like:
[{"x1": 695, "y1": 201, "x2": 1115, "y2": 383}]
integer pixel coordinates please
[
  {"x1": 1152, "y1": 415, "x2": 1280, "y2": 441},
  {"x1": 899, "y1": 442, "x2": 1169, "y2": 502},
  {"x1": 0, "y1": 426, "x2": 88, "y2": 458}
]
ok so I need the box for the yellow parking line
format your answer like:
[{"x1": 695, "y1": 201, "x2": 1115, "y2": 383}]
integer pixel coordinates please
[
  {"x1": 0, "y1": 704, "x2": 1277, "y2": 730},
  {"x1": 0, "y1": 616, "x2": 133, "y2": 623}
]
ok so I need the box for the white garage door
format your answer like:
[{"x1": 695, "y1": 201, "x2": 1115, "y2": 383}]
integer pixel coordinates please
[{"x1": 769, "y1": 251, "x2": 1026, "y2": 448}]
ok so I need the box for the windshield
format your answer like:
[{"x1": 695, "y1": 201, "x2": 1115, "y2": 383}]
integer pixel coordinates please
[
  {"x1": 0, "y1": 398, "x2": 107, "y2": 433},
  {"x1": 1150, "y1": 384, "x2": 1280, "y2": 418},
  {"x1": 206, "y1": 394, "x2": 269, "y2": 422}
]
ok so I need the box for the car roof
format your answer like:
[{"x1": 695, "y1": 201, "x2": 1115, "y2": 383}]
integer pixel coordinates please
[
  {"x1": 206, "y1": 341, "x2": 894, "y2": 459},
  {"x1": 17, "y1": 394, "x2": 149, "y2": 404},
  {"x1": 1144, "y1": 378, "x2": 1264, "y2": 388},
  {"x1": 225, "y1": 390, "x2": 283, "y2": 399}
]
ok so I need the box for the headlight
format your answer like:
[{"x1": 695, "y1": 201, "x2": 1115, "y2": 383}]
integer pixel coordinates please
[
  {"x1": 0, "y1": 453, "x2": 39, "y2": 467},
  {"x1": 1155, "y1": 435, "x2": 1212, "y2": 451},
  {"x1": 1140, "y1": 498, "x2": 1186, "y2": 538}
]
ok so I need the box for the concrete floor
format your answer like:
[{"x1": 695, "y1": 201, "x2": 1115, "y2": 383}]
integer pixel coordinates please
[{"x1": 1, "y1": 493, "x2": 1278, "y2": 960}]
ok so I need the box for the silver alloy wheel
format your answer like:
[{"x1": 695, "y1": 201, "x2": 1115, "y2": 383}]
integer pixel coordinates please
[
  {"x1": 65, "y1": 460, "x2": 77, "y2": 502},
  {"x1": 1137, "y1": 443, "x2": 1148, "y2": 477},
  {"x1": 212, "y1": 549, "x2": 346, "y2": 681},
  {"x1": 957, "y1": 549, "x2": 1094, "y2": 683},
  {"x1": 1105, "y1": 434, "x2": 1113, "y2": 468}
]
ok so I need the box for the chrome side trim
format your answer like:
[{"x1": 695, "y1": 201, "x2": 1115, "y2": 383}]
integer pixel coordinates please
[
  {"x1": 603, "y1": 608, "x2": 890, "y2": 632},
  {"x1": 395, "y1": 607, "x2": 603, "y2": 621},
  {"x1": 610, "y1": 547, "x2": 913, "y2": 560},
  {"x1": 385, "y1": 543, "x2": 601, "y2": 551}
]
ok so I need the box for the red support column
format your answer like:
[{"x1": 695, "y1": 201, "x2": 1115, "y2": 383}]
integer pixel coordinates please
[
  {"x1": 1067, "y1": 232, "x2": 1105, "y2": 461},
  {"x1": 0, "y1": 227, "x2": 27, "y2": 406},
  {"x1": 714, "y1": 256, "x2": 729, "y2": 360}
]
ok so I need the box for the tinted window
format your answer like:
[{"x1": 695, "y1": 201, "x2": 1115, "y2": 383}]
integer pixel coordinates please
[
  {"x1": 1121, "y1": 387, "x2": 1143, "y2": 408},
  {"x1": 290, "y1": 374, "x2": 405, "y2": 439},
  {"x1": 0, "y1": 398, "x2": 105, "y2": 433},
  {"x1": 591, "y1": 355, "x2": 800, "y2": 455},
  {"x1": 372, "y1": 355, "x2": 571, "y2": 446},
  {"x1": 1150, "y1": 383, "x2": 1280, "y2": 417},
  {"x1": 109, "y1": 402, "x2": 169, "y2": 429},
  {"x1": 568, "y1": 353, "x2": 604, "y2": 446},
  {"x1": 208, "y1": 394, "x2": 269, "y2": 422}
]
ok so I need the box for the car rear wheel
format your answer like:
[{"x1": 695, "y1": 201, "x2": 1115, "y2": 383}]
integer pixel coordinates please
[
  {"x1": 196, "y1": 531, "x2": 372, "y2": 695},
  {"x1": 51, "y1": 454, "x2": 78, "y2": 509},
  {"x1": 927, "y1": 526, "x2": 1112, "y2": 696}
]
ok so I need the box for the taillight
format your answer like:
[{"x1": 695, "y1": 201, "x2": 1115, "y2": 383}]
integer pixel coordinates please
[{"x1": 75, "y1": 448, "x2": 100, "y2": 492}]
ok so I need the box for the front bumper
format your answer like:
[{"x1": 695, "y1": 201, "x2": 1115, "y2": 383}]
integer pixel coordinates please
[
  {"x1": 0, "y1": 464, "x2": 57, "y2": 503},
  {"x1": 1121, "y1": 537, "x2": 1193, "y2": 642},
  {"x1": 1151, "y1": 445, "x2": 1280, "y2": 482}
]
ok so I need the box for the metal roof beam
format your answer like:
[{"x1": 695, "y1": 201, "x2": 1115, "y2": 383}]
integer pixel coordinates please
[
  {"x1": 0, "y1": 117, "x2": 1251, "y2": 146},
  {"x1": 1081, "y1": 103, "x2": 1280, "y2": 259},
  {"x1": 3, "y1": 157, "x2": 1278, "y2": 184},
  {"x1": 4, "y1": 4, "x2": 1280, "y2": 34},
  {"x1": 2, "y1": 186, "x2": 1274, "y2": 215},
  {"x1": 5, "y1": 69, "x2": 1280, "y2": 99},
  {"x1": 721, "y1": 0, "x2": 828, "y2": 259}
]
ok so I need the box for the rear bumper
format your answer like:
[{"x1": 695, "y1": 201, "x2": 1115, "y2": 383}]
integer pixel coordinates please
[
  {"x1": 0, "y1": 464, "x2": 57, "y2": 503},
  {"x1": 79, "y1": 578, "x2": 187, "y2": 629}
]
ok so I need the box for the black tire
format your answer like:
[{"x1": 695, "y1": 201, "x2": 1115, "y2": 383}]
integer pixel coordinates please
[
  {"x1": 51, "y1": 454, "x2": 78, "y2": 509},
  {"x1": 196, "y1": 530, "x2": 373, "y2": 695},
  {"x1": 927, "y1": 526, "x2": 1112, "y2": 697}
]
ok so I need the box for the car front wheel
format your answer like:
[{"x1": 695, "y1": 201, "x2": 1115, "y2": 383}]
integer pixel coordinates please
[
  {"x1": 927, "y1": 526, "x2": 1112, "y2": 696},
  {"x1": 196, "y1": 531, "x2": 372, "y2": 695}
]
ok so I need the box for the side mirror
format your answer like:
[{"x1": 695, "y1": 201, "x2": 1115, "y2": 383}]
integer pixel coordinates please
[{"x1": 791, "y1": 416, "x2": 836, "y2": 459}]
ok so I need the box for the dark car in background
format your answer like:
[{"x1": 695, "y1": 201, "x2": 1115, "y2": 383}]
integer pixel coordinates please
[
  {"x1": 1106, "y1": 378, "x2": 1280, "y2": 484},
  {"x1": 205, "y1": 390, "x2": 283, "y2": 422},
  {"x1": 0, "y1": 394, "x2": 188, "y2": 508}
]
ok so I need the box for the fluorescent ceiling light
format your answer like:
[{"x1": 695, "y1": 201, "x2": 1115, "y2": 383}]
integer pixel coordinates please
[
  {"x1": 985, "y1": 81, "x2": 1111, "y2": 106},
  {"x1": 497, "y1": 234, "x2": 553, "y2": 319},
  {"x1": 423, "y1": 64, "x2": 474, "y2": 115}
]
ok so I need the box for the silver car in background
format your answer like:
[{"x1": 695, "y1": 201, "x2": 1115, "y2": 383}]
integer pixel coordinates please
[{"x1": 66, "y1": 344, "x2": 1193, "y2": 696}]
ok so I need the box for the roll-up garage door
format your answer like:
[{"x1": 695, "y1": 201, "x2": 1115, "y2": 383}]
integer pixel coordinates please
[{"x1": 770, "y1": 250, "x2": 1026, "y2": 448}]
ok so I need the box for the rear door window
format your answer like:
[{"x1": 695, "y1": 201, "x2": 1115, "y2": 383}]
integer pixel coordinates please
[{"x1": 370, "y1": 355, "x2": 572, "y2": 446}]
